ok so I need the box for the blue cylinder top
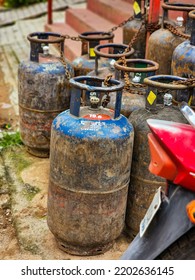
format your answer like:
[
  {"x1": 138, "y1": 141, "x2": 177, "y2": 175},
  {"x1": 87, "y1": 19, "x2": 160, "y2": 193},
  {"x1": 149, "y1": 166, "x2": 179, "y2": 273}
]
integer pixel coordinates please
[
  {"x1": 19, "y1": 60, "x2": 73, "y2": 75},
  {"x1": 52, "y1": 75, "x2": 133, "y2": 140},
  {"x1": 52, "y1": 109, "x2": 133, "y2": 140},
  {"x1": 68, "y1": 76, "x2": 125, "y2": 119}
]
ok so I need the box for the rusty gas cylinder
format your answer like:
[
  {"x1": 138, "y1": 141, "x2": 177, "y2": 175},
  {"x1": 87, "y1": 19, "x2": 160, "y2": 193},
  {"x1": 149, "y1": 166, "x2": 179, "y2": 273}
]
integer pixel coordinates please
[
  {"x1": 171, "y1": 10, "x2": 195, "y2": 110},
  {"x1": 72, "y1": 31, "x2": 114, "y2": 76},
  {"x1": 47, "y1": 76, "x2": 134, "y2": 256},
  {"x1": 86, "y1": 43, "x2": 134, "y2": 107},
  {"x1": 123, "y1": 0, "x2": 146, "y2": 58},
  {"x1": 105, "y1": 58, "x2": 159, "y2": 118},
  {"x1": 87, "y1": 43, "x2": 134, "y2": 78},
  {"x1": 18, "y1": 32, "x2": 74, "y2": 157},
  {"x1": 126, "y1": 75, "x2": 190, "y2": 238},
  {"x1": 146, "y1": 2, "x2": 194, "y2": 75}
]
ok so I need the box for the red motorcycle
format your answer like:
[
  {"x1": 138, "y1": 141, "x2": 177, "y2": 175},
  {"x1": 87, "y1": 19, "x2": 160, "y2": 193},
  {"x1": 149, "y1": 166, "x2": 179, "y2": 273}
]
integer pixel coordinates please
[{"x1": 121, "y1": 102, "x2": 195, "y2": 260}]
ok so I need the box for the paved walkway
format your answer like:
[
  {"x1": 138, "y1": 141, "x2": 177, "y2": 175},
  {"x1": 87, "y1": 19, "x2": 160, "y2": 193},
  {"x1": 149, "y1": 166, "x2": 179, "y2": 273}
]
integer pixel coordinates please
[
  {"x1": 0, "y1": 1, "x2": 85, "y2": 120},
  {"x1": 0, "y1": 0, "x2": 83, "y2": 27}
]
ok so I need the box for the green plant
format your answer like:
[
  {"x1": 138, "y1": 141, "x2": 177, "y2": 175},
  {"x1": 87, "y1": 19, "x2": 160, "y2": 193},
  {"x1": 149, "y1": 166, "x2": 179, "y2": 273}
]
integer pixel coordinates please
[
  {"x1": 0, "y1": 132, "x2": 23, "y2": 149},
  {"x1": 22, "y1": 183, "x2": 40, "y2": 201},
  {"x1": 3, "y1": 0, "x2": 46, "y2": 8}
]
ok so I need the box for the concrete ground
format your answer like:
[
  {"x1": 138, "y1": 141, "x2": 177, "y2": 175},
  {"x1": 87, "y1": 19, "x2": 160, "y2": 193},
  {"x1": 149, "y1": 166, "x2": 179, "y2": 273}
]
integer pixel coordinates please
[
  {"x1": 0, "y1": 2, "x2": 132, "y2": 260},
  {"x1": 0, "y1": 146, "x2": 131, "y2": 260}
]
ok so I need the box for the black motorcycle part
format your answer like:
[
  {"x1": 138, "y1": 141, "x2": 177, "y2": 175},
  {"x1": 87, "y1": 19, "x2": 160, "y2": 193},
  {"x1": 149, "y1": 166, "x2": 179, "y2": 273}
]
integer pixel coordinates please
[
  {"x1": 121, "y1": 184, "x2": 195, "y2": 260},
  {"x1": 156, "y1": 227, "x2": 195, "y2": 259}
]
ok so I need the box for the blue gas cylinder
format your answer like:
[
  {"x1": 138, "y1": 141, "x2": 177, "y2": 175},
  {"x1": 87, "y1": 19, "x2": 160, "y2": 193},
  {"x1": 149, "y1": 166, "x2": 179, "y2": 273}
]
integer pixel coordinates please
[
  {"x1": 72, "y1": 31, "x2": 115, "y2": 76},
  {"x1": 171, "y1": 10, "x2": 195, "y2": 109},
  {"x1": 18, "y1": 32, "x2": 74, "y2": 157},
  {"x1": 47, "y1": 76, "x2": 134, "y2": 256}
]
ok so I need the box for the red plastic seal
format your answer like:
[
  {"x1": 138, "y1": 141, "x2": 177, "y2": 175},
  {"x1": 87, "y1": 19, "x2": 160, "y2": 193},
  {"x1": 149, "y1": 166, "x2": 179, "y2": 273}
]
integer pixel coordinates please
[{"x1": 83, "y1": 114, "x2": 111, "y2": 120}]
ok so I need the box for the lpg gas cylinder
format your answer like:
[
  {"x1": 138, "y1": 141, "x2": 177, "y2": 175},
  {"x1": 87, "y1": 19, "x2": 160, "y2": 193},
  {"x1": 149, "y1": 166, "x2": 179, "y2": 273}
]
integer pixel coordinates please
[
  {"x1": 86, "y1": 43, "x2": 134, "y2": 107},
  {"x1": 18, "y1": 32, "x2": 74, "y2": 157},
  {"x1": 126, "y1": 75, "x2": 190, "y2": 238},
  {"x1": 47, "y1": 76, "x2": 134, "y2": 256},
  {"x1": 87, "y1": 43, "x2": 134, "y2": 78},
  {"x1": 106, "y1": 58, "x2": 159, "y2": 118},
  {"x1": 147, "y1": 2, "x2": 194, "y2": 75},
  {"x1": 171, "y1": 10, "x2": 195, "y2": 110},
  {"x1": 72, "y1": 31, "x2": 114, "y2": 77},
  {"x1": 123, "y1": 0, "x2": 146, "y2": 58}
]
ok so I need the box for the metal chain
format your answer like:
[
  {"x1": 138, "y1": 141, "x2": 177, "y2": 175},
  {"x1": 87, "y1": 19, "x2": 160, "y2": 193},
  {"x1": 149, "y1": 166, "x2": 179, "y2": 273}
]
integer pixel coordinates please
[
  {"x1": 101, "y1": 74, "x2": 113, "y2": 107},
  {"x1": 107, "y1": 15, "x2": 135, "y2": 33},
  {"x1": 165, "y1": 23, "x2": 190, "y2": 40},
  {"x1": 144, "y1": 21, "x2": 190, "y2": 39},
  {"x1": 126, "y1": 20, "x2": 146, "y2": 52},
  {"x1": 57, "y1": 15, "x2": 192, "y2": 91},
  {"x1": 172, "y1": 77, "x2": 195, "y2": 86},
  {"x1": 103, "y1": 18, "x2": 193, "y2": 91},
  {"x1": 102, "y1": 15, "x2": 138, "y2": 90},
  {"x1": 56, "y1": 15, "x2": 194, "y2": 100},
  {"x1": 60, "y1": 15, "x2": 136, "y2": 41},
  {"x1": 57, "y1": 42, "x2": 71, "y2": 80},
  {"x1": 61, "y1": 34, "x2": 82, "y2": 41},
  {"x1": 56, "y1": 10, "x2": 192, "y2": 78},
  {"x1": 142, "y1": 21, "x2": 194, "y2": 89},
  {"x1": 101, "y1": 94, "x2": 111, "y2": 108},
  {"x1": 145, "y1": 22, "x2": 161, "y2": 34},
  {"x1": 143, "y1": 21, "x2": 190, "y2": 39},
  {"x1": 115, "y1": 21, "x2": 146, "y2": 91},
  {"x1": 103, "y1": 74, "x2": 113, "y2": 86},
  {"x1": 56, "y1": 15, "x2": 137, "y2": 81}
]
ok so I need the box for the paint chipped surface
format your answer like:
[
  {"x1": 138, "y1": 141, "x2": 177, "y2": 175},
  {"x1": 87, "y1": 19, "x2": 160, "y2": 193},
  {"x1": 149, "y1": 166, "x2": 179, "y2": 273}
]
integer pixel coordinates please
[
  {"x1": 47, "y1": 107, "x2": 134, "y2": 255},
  {"x1": 18, "y1": 60, "x2": 74, "y2": 155}
]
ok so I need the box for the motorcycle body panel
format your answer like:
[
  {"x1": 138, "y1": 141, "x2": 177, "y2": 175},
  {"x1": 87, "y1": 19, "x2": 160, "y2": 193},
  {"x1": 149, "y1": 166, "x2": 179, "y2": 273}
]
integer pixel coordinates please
[
  {"x1": 121, "y1": 111, "x2": 195, "y2": 260},
  {"x1": 147, "y1": 119, "x2": 195, "y2": 191}
]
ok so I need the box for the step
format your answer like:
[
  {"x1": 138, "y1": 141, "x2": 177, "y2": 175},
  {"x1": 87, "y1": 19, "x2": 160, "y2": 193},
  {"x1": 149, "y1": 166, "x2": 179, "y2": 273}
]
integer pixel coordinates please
[
  {"x1": 45, "y1": 22, "x2": 82, "y2": 61},
  {"x1": 66, "y1": 8, "x2": 123, "y2": 43},
  {"x1": 87, "y1": 0, "x2": 134, "y2": 25}
]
